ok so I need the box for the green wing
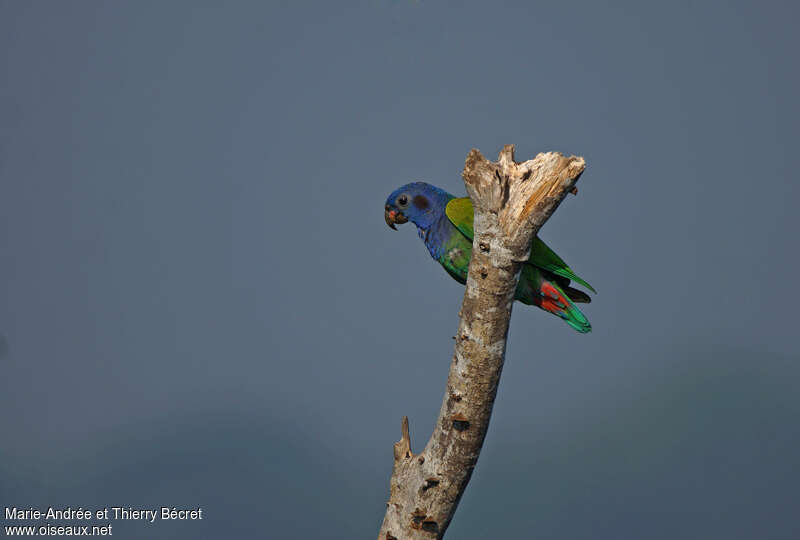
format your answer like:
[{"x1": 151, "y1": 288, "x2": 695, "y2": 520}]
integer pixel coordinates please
[
  {"x1": 445, "y1": 197, "x2": 596, "y2": 293},
  {"x1": 444, "y1": 197, "x2": 477, "y2": 237}
]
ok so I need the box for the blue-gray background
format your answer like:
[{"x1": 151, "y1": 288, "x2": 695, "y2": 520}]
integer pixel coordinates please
[{"x1": 1, "y1": 1, "x2": 798, "y2": 538}]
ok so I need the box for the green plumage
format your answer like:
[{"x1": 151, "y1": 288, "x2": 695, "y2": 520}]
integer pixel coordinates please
[
  {"x1": 443, "y1": 197, "x2": 594, "y2": 333},
  {"x1": 445, "y1": 198, "x2": 596, "y2": 293}
]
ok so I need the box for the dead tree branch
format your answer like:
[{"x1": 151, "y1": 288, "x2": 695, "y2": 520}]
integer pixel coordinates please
[{"x1": 378, "y1": 145, "x2": 586, "y2": 539}]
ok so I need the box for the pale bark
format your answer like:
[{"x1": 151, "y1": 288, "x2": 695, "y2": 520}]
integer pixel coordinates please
[{"x1": 378, "y1": 145, "x2": 586, "y2": 539}]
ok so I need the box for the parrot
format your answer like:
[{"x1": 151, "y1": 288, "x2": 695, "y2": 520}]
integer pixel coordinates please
[{"x1": 384, "y1": 182, "x2": 594, "y2": 333}]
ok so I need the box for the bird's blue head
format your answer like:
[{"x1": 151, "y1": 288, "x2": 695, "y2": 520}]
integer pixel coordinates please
[{"x1": 384, "y1": 182, "x2": 453, "y2": 231}]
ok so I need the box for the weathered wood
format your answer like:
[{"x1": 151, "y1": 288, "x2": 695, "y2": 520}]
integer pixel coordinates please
[{"x1": 378, "y1": 145, "x2": 586, "y2": 539}]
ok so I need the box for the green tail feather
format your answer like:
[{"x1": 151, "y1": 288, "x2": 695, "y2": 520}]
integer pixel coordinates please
[{"x1": 515, "y1": 265, "x2": 592, "y2": 333}]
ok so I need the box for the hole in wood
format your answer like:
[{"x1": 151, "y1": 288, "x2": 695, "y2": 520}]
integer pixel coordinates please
[
  {"x1": 410, "y1": 508, "x2": 427, "y2": 529},
  {"x1": 423, "y1": 477, "x2": 440, "y2": 491},
  {"x1": 452, "y1": 413, "x2": 470, "y2": 431},
  {"x1": 422, "y1": 520, "x2": 439, "y2": 533}
]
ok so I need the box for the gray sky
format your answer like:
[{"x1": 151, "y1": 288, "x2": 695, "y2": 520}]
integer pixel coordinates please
[{"x1": 1, "y1": 1, "x2": 799, "y2": 538}]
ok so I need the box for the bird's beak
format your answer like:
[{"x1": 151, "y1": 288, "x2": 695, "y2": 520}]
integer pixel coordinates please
[{"x1": 385, "y1": 208, "x2": 408, "y2": 230}]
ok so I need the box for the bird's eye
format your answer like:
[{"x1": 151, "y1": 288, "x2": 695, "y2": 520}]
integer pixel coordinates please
[{"x1": 397, "y1": 194, "x2": 408, "y2": 207}]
